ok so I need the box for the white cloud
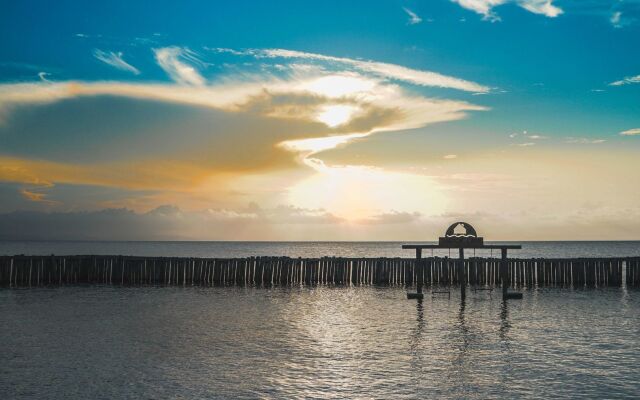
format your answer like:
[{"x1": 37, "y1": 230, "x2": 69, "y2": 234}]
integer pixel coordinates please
[
  {"x1": 443, "y1": 154, "x2": 458, "y2": 159},
  {"x1": 93, "y1": 49, "x2": 140, "y2": 75},
  {"x1": 513, "y1": 142, "x2": 535, "y2": 146},
  {"x1": 451, "y1": 0, "x2": 562, "y2": 21},
  {"x1": 518, "y1": 0, "x2": 562, "y2": 17},
  {"x1": 153, "y1": 47, "x2": 205, "y2": 86},
  {"x1": 527, "y1": 134, "x2": 547, "y2": 140},
  {"x1": 38, "y1": 72, "x2": 51, "y2": 82},
  {"x1": 452, "y1": 0, "x2": 504, "y2": 21},
  {"x1": 620, "y1": 128, "x2": 640, "y2": 136},
  {"x1": 216, "y1": 47, "x2": 490, "y2": 92},
  {"x1": 611, "y1": 11, "x2": 622, "y2": 27},
  {"x1": 609, "y1": 74, "x2": 640, "y2": 86},
  {"x1": 403, "y1": 7, "x2": 423, "y2": 24},
  {"x1": 609, "y1": 10, "x2": 632, "y2": 28},
  {"x1": 565, "y1": 137, "x2": 606, "y2": 144}
]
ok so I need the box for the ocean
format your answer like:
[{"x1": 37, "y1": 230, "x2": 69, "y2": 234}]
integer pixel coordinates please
[
  {"x1": 2, "y1": 240, "x2": 640, "y2": 258},
  {"x1": 1, "y1": 241, "x2": 639, "y2": 399}
]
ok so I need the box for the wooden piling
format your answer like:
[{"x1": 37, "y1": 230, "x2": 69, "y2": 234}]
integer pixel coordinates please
[{"x1": 0, "y1": 255, "x2": 638, "y2": 288}]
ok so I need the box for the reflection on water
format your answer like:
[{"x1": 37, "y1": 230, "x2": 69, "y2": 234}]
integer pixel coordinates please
[{"x1": 1, "y1": 286, "x2": 639, "y2": 399}]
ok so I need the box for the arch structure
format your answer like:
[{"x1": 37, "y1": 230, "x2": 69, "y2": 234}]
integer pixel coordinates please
[{"x1": 439, "y1": 222, "x2": 484, "y2": 247}]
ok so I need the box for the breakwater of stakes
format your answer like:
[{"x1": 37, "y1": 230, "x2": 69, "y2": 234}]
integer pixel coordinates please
[{"x1": 1, "y1": 255, "x2": 640, "y2": 288}]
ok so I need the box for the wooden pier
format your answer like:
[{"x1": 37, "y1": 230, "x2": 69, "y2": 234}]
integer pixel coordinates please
[{"x1": 1, "y1": 255, "x2": 638, "y2": 288}]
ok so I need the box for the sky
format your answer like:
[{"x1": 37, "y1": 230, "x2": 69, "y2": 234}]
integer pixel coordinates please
[{"x1": 0, "y1": 0, "x2": 639, "y2": 240}]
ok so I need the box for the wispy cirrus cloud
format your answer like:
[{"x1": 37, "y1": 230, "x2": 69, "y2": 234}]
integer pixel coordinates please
[
  {"x1": 451, "y1": 0, "x2": 562, "y2": 21},
  {"x1": 93, "y1": 49, "x2": 140, "y2": 75},
  {"x1": 620, "y1": 128, "x2": 640, "y2": 136},
  {"x1": 213, "y1": 47, "x2": 490, "y2": 92},
  {"x1": 37, "y1": 72, "x2": 51, "y2": 82},
  {"x1": 403, "y1": 7, "x2": 423, "y2": 25},
  {"x1": 609, "y1": 74, "x2": 640, "y2": 86},
  {"x1": 565, "y1": 137, "x2": 606, "y2": 144},
  {"x1": 508, "y1": 130, "x2": 546, "y2": 140},
  {"x1": 153, "y1": 47, "x2": 205, "y2": 86}
]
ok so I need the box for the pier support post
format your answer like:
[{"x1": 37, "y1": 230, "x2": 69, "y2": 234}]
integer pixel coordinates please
[
  {"x1": 407, "y1": 249, "x2": 424, "y2": 300},
  {"x1": 501, "y1": 249, "x2": 522, "y2": 300},
  {"x1": 501, "y1": 248, "x2": 508, "y2": 299},
  {"x1": 459, "y1": 248, "x2": 466, "y2": 301},
  {"x1": 416, "y1": 248, "x2": 422, "y2": 294}
]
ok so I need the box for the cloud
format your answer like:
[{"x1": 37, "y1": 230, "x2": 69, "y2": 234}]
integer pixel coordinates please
[
  {"x1": 19, "y1": 188, "x2": 59, "y2": 205},
  {"x1": 0, "y1": 76, "x2": 484, "y2": 213},
  {"x1": 357, "y1": 210, "x2": 422, "y2": 225},
  {"x1": 93, "y1": 49, "x2": 140, "y2": 75},
  {"x1": 620, "y1": 128, "x2": 640, "y2": 136},
  {"x1": 513, "y1": 142, "x2": 535, "y2": 146},
  {"x1": 153, "y1": 47, "x2": 205, "y2": 86},
  {"x1": 214, "y1": 47, "x2": 490, "y2": 92},
  {"x1": 0, "y1": 65, "x2": 486, "y2": 162},
  {"x1": 611, "y1": 11, "x2": 622, "y2": 27},
  {"x1": 452, "y1": 0, "x2": 504, "y2": 21},
  {"x1": 37, "y1": 72, "x2": 50, "y2": 82},
  {"x1": 509, "y1": 130, "x2": 546, "y2": 140},
  {"x1": 609, "y1": 9, "x2": 634, "y2": 28},
  {"x1": 0, "y1": 204, "x2": 343, "y2": 240},
  {"x1": 443, "y1": 154, "x2": 458, "y2": 159},
  {"x1": 451, "y1": 0, "x2": 562, "y2": 21},
  {"x1": 565, "y1": 137, "x2": 606, "y2": 144},
  {"x1": 609, "y1": 74, "x2": 640, "y2": 86},
  {"x1": 518, "y1": 0, "x2": 562, "y2": 17},
  {"x1": 0, "y1": 46, "x2": 489, "y2": 222},
  {"x1": 403, "y1": 7, "x2": 423, "y2": 24}
]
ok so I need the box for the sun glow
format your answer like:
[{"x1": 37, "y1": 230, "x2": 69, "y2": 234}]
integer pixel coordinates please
[
  {"x1": 288, "y1": 164, "x2": 447, "y2": 221},
  {"x1": 315, "y1": 104, "x2": 358, "y2": 127},
  {"x1": 279, "y1": 132, "x2": 368, "y2": 155}
]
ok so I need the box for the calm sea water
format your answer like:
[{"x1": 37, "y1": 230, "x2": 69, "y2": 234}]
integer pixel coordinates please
[
  {"x1": 1, "y1": 240, "x2": 640, "y2": 258},
  {"x1": 1, "y1": 286, "x2": 639, "y2": 399},
  {"x1": 2, "y1": 241, "x2": 640, "y2": 398}
]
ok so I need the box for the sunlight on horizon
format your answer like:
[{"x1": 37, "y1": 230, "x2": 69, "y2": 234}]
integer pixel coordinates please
[{"x1": 288, "y1": 163, "x2": 447, "y2": 221}]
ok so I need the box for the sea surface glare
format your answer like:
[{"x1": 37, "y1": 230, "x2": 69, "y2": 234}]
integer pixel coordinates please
[
  {"x1": 1, "y1": 240, "x2": 640, "y2": 399},
  {"x1": 1, "y1": 286, "x2": 639, "y2": 399}
]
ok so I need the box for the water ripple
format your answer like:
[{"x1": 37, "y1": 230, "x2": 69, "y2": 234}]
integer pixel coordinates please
[{"x1": 1, "y1": 286, "x2": 639, "y2": 399}]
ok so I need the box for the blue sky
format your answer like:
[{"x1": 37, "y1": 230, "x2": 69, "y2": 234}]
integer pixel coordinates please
[{"x1": 0, "y1": 0, "x2": 639, "y2": 240}]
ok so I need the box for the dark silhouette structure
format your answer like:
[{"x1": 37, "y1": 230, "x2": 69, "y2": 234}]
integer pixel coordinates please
[
  {"x1": 0, "y1": 254, "x2": 634, "y2": 288},
  {"x1": 403, "y1": 222, "x2": 522, "y2": 300}
]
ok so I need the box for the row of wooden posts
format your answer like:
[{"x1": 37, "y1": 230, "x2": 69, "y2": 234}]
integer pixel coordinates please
[{"x1": 1, "y1": 256, "x2": 639, "y2": 288}]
